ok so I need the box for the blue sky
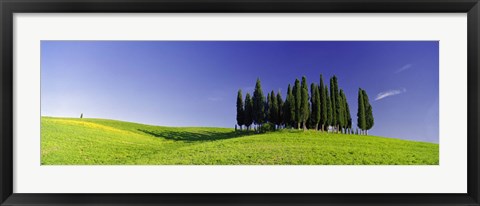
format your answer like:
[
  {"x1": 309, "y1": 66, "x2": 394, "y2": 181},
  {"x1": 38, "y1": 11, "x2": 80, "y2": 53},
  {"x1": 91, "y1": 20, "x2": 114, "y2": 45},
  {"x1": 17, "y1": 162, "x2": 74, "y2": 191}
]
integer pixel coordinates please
[{"x1": 41, "y1": 41, "x2": 439, "y2": 143}]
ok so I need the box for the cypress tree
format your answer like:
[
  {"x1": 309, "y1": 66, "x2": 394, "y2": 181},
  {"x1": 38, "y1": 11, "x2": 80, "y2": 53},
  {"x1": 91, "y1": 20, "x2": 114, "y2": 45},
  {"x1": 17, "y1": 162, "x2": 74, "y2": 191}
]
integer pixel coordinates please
[
  {"x1": 319, "y1": 75, "x2": 327, "y2": 131},
  {"x1": 253, "y1": 78, "x2": 266, "y2": 128},
  {"x1": 366, "y1": 105, "x2": 373, "y2": 135},
  {"x1": 244, "y1": 93, "x2": 253, "y2": 131},
  {"x1": 285, "y1": 84, "x2": 296, "y2": 128},
  {"x1": 310, "y1": 83, "x2": 316, "y2": 129},
  {"x1": 338, "y1": 89, "x2": 346, "y2": 133},
  {"x1": 266, "y1": 92, "x2": 272, "y2": 123},
  {"x1": 362, "y1": 90, "x2": 374, "y2": 135},
  {"x1": 357, "y1": 88, "x2": 366, "y2": 134},
  {"x1": 276, "y1": 91, "x2": 284, "y2": 128},
  {"x1": 300, "y1": 76, "x2": 310, "y2": 130},
  {"x1": 236, "y1": 89, "x2": 245, "y2": 130},
  {"x1": 330, "y1": 76, "x2": 338, "y2": 132},
  {"x1": 283, "y1": 86, "x2": 291, "y2": 128},
  {"x1": 343, "y1": 91, "x2": 352, "y2": 133},
  {"x1": 293, "y1": 79, "x2": 302, "y2": 129},
  {"x1": 264, "y1": 96, "x2": 270, "y2": 124},
  {"x1": 310, "y1": 83, "x2": 321, "y2": 130},
  {"x1": 333, "y1": 76, "x2": 342, "y2": 133},
  {"x1": 326, "y1": 85, "x2": 333, "y2": 132},
  {"x1": 270, "y1": 90, "x2": 279, "y2": 129}
]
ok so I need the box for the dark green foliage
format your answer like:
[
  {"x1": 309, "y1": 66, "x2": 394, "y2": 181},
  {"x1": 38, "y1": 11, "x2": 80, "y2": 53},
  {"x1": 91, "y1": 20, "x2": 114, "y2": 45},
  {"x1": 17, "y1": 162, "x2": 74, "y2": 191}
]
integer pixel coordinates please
[
  {"x1": 326, "y1": 86, "x2": 333, "y2": 131},
  {"x1": 237, "y1": 75, "x2": 358, "y2": 133},
  {"x1": 355, "y1": 89, "x2": 374, "y2": 135},
  {"x1": 80, "y1": 113, "x2": 83, "y2": 119},
  {"x1": 236, "y1": 89, "x2": 245, "y2": 129},
  {"x1": 300, "y1": 76, "x2": 310, "y2": 130},
  {"x1": 253, "y1": 78, "x2": 266, "y2": 126},
  {"x1": 339, "y1": 89, "x2": 352, "y2": 133},
  {"x1": 284, "y1": 84, "x2": 295, "y2": 128},
  {"x1": 259, "y1": 122, "x2": 275, "y2": 133},
  {"x1": 244, "y1": 93, "x2": 253, "y2": 130},
  {"x1": 343, "y1": 92, "x2": 352, "y2": 130},
  {"x1": 283, "y1": 87, "x2": 291, "y2": 128},
  {"x1": 331, "y1": 76, "x2": 343, "y2": 132},
  {"x1": 269, "y1": 90, "x2": 279, "y2": 129},
  {"x1": 266, "y1": 92, "x2": 272, "y2": 122},
  {"x1": 319, "y1": 75, "x2": 327, "y2": 131},
  {"x1": 362, "y1": 90, "x2": 374, "y2": 133},
  {"x1": 338, "y1": 89, "x2": 346, "y2": 132},
  {"x1": 357, "y1": 88, "x2": 367, "y2": 133},
  {"x1": 276, "y1": 91, "x2": 284, "y2": 128},
  {"x1": 263, "y1": 92, "x2": 272, "y2": 123},
  {"x1": 330, "y1": 76, "x2": 339, "y2": 131},
  {"x1": 310, "y1": 83, "x2": 321, "y2": 130},
  {"x1": 307, "y1": 115, "x2": 314, "y2": 130},
  {"x1": 309, "y1": 83, "x2": 316, "y2": 129},
  {"x1": 293, "y1": 79, "x2": 302, "y2": 129}
]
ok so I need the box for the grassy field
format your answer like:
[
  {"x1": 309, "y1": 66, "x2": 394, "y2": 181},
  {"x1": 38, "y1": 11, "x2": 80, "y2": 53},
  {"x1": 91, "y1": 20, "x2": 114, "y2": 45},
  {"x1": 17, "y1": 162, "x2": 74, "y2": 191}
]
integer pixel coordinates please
[{"x1": 41, "y1": 116, "x2": 439, "y2": 165}]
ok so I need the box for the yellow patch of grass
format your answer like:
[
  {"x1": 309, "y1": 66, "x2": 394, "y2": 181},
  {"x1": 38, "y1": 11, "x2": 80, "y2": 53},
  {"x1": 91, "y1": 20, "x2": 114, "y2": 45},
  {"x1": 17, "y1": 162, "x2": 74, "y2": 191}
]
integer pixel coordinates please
[{"x1": 47, "y1": 118, "x2": 137, "y2": 136}]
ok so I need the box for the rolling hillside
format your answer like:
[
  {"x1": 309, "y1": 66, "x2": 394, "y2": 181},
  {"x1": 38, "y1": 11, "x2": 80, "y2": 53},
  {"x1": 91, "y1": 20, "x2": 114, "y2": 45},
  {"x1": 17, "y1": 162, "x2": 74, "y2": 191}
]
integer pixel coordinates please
[{"x1": 41, "y1": 117, "x2": 439, "y2": 165}]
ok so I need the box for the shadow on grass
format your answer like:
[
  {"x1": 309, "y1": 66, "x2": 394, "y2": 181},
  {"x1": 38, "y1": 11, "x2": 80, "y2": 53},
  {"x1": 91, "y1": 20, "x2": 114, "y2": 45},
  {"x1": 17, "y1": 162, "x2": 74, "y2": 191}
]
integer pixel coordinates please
[{"x1": 138, "y1": 129, "x2": 255, "y2": 142}]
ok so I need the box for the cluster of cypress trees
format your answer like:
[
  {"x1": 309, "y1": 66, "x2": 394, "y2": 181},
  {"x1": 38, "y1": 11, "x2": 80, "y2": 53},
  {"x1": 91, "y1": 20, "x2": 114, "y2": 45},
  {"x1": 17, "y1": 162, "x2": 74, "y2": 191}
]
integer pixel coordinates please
[
  {"x1": 356, "y1": 88, "x2": 374, "y2": 135},
  {"x1": 236, "y1": 75, "x2": 374, "y2": 134}
]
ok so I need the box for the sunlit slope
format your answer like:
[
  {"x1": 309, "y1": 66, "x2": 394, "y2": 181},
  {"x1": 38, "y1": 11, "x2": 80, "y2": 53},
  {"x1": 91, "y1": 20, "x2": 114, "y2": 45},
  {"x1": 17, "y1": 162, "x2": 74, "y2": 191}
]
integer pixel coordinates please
[{"x1": 41, "y1": 117, "x2": 439, "y2": 165}]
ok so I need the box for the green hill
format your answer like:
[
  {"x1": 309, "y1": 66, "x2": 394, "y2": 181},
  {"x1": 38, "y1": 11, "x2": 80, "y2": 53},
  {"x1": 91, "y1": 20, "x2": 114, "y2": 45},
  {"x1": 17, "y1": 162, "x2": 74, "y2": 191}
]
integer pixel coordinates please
[{"x1": 41, "y1": 116, "x2": 439, "y2": 165}]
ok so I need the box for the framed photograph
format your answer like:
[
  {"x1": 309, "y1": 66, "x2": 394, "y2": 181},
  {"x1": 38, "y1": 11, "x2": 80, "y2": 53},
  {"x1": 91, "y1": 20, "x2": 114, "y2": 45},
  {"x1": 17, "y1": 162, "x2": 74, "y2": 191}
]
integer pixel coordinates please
[{"x1": 1, "y1": 0, "x2": 479, "y2": 205}]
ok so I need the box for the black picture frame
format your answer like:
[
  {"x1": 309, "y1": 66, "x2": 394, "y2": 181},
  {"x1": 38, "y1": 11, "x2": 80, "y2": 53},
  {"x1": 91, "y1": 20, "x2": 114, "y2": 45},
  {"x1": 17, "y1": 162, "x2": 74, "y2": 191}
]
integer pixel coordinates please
[{"x1": 1, "y1": 0, "x2": 479, "y2": 205}]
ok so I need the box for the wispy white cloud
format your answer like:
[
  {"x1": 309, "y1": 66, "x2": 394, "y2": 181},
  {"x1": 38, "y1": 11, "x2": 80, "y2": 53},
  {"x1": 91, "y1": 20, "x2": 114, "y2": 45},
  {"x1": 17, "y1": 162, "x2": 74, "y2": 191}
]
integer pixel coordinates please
[
  {"x1": 395, "y1": 64, "x2": 412, "y2": 74},
  {"x1": 375, "y1": 88, "x2": 407, "y2": 101},
  {"x1": 207, "y1": 97, "x2": 223, "y2": 102}
]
